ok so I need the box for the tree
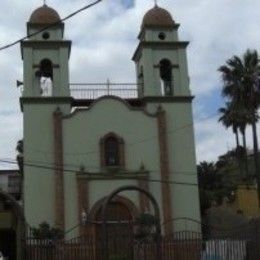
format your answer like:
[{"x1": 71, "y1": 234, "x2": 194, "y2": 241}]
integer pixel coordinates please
[
  {"x1": 16, "y1": 139, "x2": 23, "y2": 175},
  {"x1": 218, "y1": 103, "x2": 240, "y2": 149},
  {"x1": 197, "y1": 161, "x2": 237, "y2": 218},
  {"x1": 218, "y1": 49, "x2": 260, "y2": 205},
  {"x1": 218, "y1": 103, "x2": 248, "y2": 177},
  {"x1": 32, "y1": 222, "x2": 63, "y2": 240}
]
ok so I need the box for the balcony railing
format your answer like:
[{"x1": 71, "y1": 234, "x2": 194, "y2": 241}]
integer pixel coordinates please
[{"x1": 70, "y1": 83, "x2": 139, "y2": 99}]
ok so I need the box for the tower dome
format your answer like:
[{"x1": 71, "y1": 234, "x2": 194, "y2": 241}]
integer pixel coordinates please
[
  {"x1": 29, "y1": 4, "x2": 61, "y2": 24},
  {"x1": 142, "y1": 5, "x2": 175, "y2": 28}
]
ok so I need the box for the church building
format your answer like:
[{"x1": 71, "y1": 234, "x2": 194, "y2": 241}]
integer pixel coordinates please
[{"x1": 20, "y1": 3, "x2": 200, "y2": 238}]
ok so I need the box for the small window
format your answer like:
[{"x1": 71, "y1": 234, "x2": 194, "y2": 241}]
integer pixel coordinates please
[
  {"x1": 100, "y1": 133, "x2": 125, "y2": 168},
  {"x1": 158, "y1": 32, "x2": 166, "y2": 40},
  {"x1": 42, "y1": 32, "x2": 50, "y2": 40},
  {"x1": 160, "y1": 59, "x2": 173, "y2": 96}
]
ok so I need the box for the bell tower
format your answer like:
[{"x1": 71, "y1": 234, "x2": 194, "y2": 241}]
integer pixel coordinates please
[
  {"x1": 20, "y1": 4, "x2": 72, "y2": 229},
  {"x1": 21, "y1": 4, "x2": 71, "y2": 97},
  {"x1": 133, "y1": 5, "x2": 191, "y2": 97}
]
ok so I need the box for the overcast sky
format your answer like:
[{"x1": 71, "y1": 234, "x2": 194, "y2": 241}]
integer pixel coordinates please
[{"x1": 0, "y1": 0, "x2": 259, "y2": 169}]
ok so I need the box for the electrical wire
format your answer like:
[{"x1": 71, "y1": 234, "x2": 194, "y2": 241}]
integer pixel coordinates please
[
  {"x1": 2, "y1": 156, "x2": 198, "y2": 175},
  {"x1": 0, "y1": 158, "x2": 198, "y2": 186},
  {"x1": 15, "y1": 111, "x2": 219, "y2": 157},
  {"x1": 0, "y1": 0, "x2": 103, "y2": 51}
]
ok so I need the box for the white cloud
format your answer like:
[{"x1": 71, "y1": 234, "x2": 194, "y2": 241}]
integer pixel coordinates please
[{"x1": 0, "y1": 0, "x2": 260, "y2": 169}]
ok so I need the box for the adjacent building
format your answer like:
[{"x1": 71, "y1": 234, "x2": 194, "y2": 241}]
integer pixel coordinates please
[{"x1": 0, "y1": 170, "x2": 22, "y2": 260}]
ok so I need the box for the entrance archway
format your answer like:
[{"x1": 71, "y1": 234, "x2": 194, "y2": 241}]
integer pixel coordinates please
[
  {"x1": 100, "y1": 185, "x2": 161, "y2": 260},
  {"x1": 0, "y1": 191, "x2": 25, "y2": 260},
  {"x1": 89, "y1": 195, "x2": 139, "y2": 259}
]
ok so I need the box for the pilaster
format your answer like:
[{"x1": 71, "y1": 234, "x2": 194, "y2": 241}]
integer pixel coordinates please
[{"x1": 157, "y1": 107, "x2": 173, "y2": 234}]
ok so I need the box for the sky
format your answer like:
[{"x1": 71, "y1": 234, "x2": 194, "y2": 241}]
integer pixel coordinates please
[{"x1": 0, "y1": 0, "x2": 259, "y2": 169}]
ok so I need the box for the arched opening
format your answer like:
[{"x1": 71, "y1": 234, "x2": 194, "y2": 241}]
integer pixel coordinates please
[
  {"x1": 36, "y1": 59, "x2": 53, "y2": 96},
  {"x1": 100, "y1": 186, "x2": 161, "y2": 259},
  {"x1": 160, "y1": 59, "x2": 173, "y2": 96},
  {"x1": 0, "y1": 191, "x2": 25, "y2": 260},
  {"x1": 91, "y1": 196, "x2": 138, "y2": 259}
]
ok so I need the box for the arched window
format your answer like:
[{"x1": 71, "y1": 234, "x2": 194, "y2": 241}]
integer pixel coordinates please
[
  {"x1": 36, "y1": 59, "x2": 53, "y2": 96},
  {"x1": 160, "y1": 59, "x2": 173, "y2": 96},
  {"x1": 100, "y1": 133, "x2": 125, "y2": 168},
  {"x1": 105, "y1": 136, "x2": 119, "y2": 166}
]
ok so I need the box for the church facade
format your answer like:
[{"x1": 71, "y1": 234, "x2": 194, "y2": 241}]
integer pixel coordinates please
[{"x1": 20, "y1": 4, "x2": 200, "y2": 237}]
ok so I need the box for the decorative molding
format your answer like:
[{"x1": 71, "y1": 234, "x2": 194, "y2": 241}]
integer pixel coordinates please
[
  {"x1": 133, "y1": 41, "x2": 189, "y2": 61},
  {"x1": 68, "y1": 96, "x2": 194, "y2": 111},
  {"x1": 20, "y1": 97, "x2": 72, "y2": 111},
  {"x1": 143, "y1": 96, "x2": 194, "y2": 103},
  {"x1": 157, "y1": 107, "x2": 173, "y2": 234},
  {"x1": 76, "y1": 170, "x2": 149, "y2": 181},
  {"x1": 21, "y1": 40, "x2": 71, "y2": 59},
  {"x1": 71, "y1": 98, "x2": 144, "y2": 108},
  {"x1": 63, "y1": 95, "x2": 158, "y2": 119},
  {"x1": 53, "y1": 107, "x2": 65, "y2": 230}
]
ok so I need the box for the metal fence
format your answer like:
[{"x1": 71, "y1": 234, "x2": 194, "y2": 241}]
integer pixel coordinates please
[
  {"x1": 70, "y1": 83, "x2": 139, "y2": 99},
  {"x1": 23, "y1": 220, "x2": 260, "y2": 260}
]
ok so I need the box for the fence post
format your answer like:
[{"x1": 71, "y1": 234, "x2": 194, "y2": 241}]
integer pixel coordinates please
[
  {"x1": 107, "y1": 79, "x2": 110, "y2": 95},
  {"x1": 255, "y1": 218, "x2": 260, "y2": 259}
]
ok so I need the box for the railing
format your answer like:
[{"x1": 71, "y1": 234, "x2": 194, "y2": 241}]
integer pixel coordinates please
[{"x1": 70, "y1": 83, "x2": 139, "y2": 100}]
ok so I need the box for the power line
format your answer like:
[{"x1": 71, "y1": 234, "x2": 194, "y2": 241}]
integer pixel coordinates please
[
  {"x1": 0, "y1": 158, "x2": 198, "y2": 186},
  {"x1": 0, "y1": 157, "x2": 198, "y2": 175},
  {"x1": 16, "y1": 111, "x2": 218, "y2": 157},
  {"x1": 0, "y1": 0, "x2": 103, "y2": 51}
]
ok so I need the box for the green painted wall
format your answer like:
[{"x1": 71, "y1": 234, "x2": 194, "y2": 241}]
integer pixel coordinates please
[
  {"x1": 23, "y1": 102, "x2": 70, "y2": 227},
  {"x1": 21, "y1": 7, "x2": 200, "y2": 236}
]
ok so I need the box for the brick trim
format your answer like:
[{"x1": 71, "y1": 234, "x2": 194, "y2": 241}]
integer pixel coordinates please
[
  {"x1": 157, "y1": 107, "x2": 173, "y2": 234},
  {"x1": 53, "y1": 107, "x2": 65, "y2": 230}
]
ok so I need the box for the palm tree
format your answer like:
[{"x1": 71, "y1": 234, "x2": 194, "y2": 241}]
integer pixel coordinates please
[
  {"x1": 218, "y1": 103, "x2": 240, "y2": 149},
  {"x1": 219, "y1": 102, "x2": 249, "y2": 177},
  {"x1": 218, "y1": 49, "x2": 260, "y2": 205}
]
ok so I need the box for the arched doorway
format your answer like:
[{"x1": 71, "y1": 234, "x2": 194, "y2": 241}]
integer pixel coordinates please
[
  {"x1": 100, "y1": 186, "x2": 161, "y2": 260},
  {"x1": 0, "y1": 191, "x2": 25, "y2": 260},
  {"x1": 89, "y1": 196, "x2": 139, "y2": 259}
]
